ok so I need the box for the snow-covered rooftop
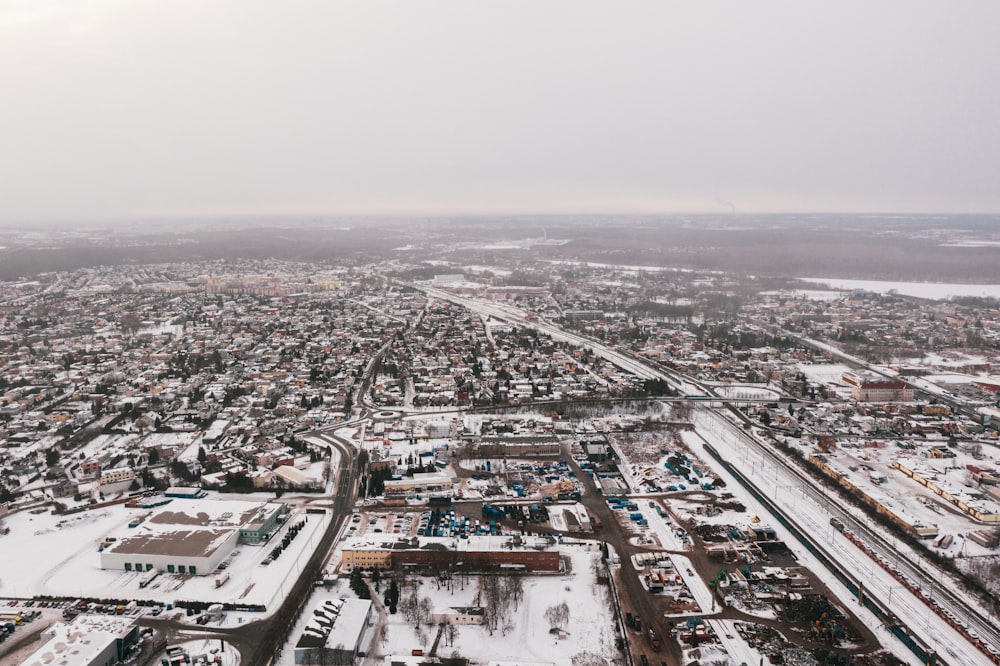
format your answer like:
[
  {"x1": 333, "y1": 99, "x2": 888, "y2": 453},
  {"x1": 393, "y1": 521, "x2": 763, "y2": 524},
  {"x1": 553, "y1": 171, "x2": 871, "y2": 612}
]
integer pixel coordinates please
[
  {"x1": 103, "y1": 498, "x2": 285, "y2": 559},
  {"x1": 19, "y1": 613, "x2": 136, "y2": 666},
  {"x1": 343, "y1": 534, "x2": 557, "y2": 554},
  {"x1": 296, "y1": 598, "x2": 371, "y2": 651}
]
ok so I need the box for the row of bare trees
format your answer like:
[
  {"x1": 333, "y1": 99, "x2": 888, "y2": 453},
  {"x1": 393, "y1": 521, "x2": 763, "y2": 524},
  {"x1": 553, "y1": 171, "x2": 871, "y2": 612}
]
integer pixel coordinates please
[{"x1": 478, "y1": 574, "x2": 524, "y2": 635}]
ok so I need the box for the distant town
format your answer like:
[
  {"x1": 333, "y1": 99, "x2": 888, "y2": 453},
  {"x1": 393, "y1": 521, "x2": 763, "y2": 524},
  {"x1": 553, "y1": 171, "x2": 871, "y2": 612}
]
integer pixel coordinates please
[{"x1": 1, "y1": 217, "x2": 999, "y2": 666}]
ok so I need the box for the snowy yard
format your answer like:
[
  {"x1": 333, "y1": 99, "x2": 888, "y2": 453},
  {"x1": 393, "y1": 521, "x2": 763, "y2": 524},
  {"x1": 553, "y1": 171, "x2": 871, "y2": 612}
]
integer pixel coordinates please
[{"x1": 276, "y1": 549, "x2": 621, "y2": 666}]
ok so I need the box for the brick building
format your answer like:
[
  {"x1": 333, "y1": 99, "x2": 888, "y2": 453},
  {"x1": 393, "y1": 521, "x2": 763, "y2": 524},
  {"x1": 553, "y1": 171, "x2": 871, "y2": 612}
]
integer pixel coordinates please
[{"x1": 341, "y1": 535, "x2": 561, "y2": 573}]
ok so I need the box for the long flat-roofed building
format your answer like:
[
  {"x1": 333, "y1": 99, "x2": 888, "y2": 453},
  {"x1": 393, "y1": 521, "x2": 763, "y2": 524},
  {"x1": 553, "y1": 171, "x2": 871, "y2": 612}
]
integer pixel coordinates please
[
  {"x1": 342, "y1": 534, "x2": 561, "y2": 573},
  {"x1": 100, "y1": 498, "x2": 288, "y2": 575},
  {"x1": 842, "y1": 371, "x2": 914, "y2": 402},
  {"x1": 383, "y1": 471, "x2": 454, "y2": 498}
]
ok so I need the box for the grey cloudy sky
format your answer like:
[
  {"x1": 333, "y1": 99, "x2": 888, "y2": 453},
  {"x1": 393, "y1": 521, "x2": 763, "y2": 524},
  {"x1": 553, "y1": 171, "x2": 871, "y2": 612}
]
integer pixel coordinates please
[{"x1": 1, "y1": 1, "x2": 998, "y2": 221}]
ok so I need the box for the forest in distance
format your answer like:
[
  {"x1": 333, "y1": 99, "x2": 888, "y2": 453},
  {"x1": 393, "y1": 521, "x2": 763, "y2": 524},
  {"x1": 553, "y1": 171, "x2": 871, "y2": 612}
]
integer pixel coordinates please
[{"x1": 1, "y1": 213, "x2": 999, "y2": 284}]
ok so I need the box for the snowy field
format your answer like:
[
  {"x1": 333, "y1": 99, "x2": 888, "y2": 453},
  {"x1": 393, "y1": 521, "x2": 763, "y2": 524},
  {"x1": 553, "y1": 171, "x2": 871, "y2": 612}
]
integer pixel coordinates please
[
  {"x1": 760, "y1": 289, "x2": 843, "y2": 301},
  {"x1": 795, "y1": 363, "x2": 854, "y2": 389},
  {"x1": 275, "y1": 549, "x2": 619, "y2": 666},
  {"x1": 0, "y1": 499, "x2": 330, "y2": 614},
  {"x1": 799, "y1": 277, "x2": 1000, "y2": 300},
  {"x1": 712, "y1": 385, "x2": 781, "y2": 401}
]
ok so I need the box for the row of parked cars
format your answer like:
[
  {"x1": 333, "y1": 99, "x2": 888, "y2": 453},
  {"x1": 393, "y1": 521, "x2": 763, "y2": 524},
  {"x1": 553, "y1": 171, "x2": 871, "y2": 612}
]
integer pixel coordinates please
[{"x1": 7, "y1": 599, "x2": 59, "y2": 608}]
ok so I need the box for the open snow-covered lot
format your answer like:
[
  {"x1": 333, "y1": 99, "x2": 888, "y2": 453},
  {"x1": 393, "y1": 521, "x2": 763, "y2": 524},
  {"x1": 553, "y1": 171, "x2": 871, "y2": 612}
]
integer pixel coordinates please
[{"x1": 277, "y1": 549, "x2": 619, "y2": 666}]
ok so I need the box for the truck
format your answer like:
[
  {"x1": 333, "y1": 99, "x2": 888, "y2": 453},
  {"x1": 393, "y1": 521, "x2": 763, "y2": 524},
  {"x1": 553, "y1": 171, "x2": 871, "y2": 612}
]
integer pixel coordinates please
[
  {"x1": 482, "y1": 503, "x2": 505, "y2": 518},
  {"x1": 215, "y1": 571, "x2": 230, "y2": 588},
  {"x1": 139, "y1": 569, "x2": 160, "y2": 589},
  {"x1": 648, "y1": 628, "x2": 662, "y2": 651}
]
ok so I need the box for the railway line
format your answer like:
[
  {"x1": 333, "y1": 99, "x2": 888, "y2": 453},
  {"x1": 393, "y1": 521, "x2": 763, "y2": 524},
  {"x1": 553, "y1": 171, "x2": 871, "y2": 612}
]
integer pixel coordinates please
[
  {"x1": 696, "y1": 407, "x2": 1000, "y2": 664},
  {"x1": 408, "y1": 285, "x2": 996, "y2": 664}
]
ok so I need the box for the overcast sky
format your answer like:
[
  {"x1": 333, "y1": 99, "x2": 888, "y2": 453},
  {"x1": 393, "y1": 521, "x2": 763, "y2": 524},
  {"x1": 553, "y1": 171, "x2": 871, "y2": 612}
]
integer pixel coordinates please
[{"x1": 1, "y1": 1, "x2": 999, "y2": 221}]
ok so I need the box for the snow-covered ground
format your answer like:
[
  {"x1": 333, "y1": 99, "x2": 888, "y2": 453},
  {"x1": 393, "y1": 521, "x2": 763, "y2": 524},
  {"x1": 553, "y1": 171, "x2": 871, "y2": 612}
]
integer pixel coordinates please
[
  {"x1": 155, "y1": 637, "x2": 240, "y2": 666},
  {"x1": 795, "y1": 363, "x2": 855, "y2": 397},
  {"x1": 805, "y1": 439, "x2": 1000, "y2": 555},
  {"x1": 668, "y1": 554, "x2": 716, "y2": 616},
  {"x1": 275, "y1": 549, "x2": 619, "y2": 666},
  {"x1": 798, "y1": 277, "x2": 1000, "y2": 300},
  {"x1": 712, "y1": 385, "x2": 781, "y2": 401},
  {"x1": 688, "y1": 410, "x2": 989, "y2": 666},
  {"x1": 706, "y1": 619, "x2": 768, "y2": 666},
  {"x1": 0, "y1": 498, "x2": 330, "y2": 615}
]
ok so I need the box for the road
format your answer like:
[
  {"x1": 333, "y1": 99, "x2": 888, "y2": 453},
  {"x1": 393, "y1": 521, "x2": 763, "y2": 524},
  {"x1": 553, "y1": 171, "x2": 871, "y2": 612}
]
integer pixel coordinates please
[
  {"x1": 140, "y1": 432, "x2": 363, "y2": 666},
  {"x1": 405, "y1": 282, "x2": 994, "y2": 664}
]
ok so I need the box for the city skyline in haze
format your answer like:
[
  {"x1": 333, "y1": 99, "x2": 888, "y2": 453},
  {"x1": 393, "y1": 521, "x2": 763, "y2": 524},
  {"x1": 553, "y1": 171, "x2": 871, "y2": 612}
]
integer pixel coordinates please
[{"x1": 2, "y1": 1, "x2": 999, "y2": 222}]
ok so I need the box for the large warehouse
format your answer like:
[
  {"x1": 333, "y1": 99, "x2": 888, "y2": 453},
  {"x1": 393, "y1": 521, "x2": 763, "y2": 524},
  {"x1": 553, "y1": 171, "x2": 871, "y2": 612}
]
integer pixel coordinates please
[{"x1": 100, "y1": 498, "x2": 289, "y2": 575}]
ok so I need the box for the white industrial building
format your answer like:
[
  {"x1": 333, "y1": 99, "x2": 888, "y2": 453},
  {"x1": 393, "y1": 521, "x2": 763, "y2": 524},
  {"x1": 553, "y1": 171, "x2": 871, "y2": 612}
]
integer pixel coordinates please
[
  {"x1": 100, "y1": 498, "x2": 288, "y2": 575},
  {"x1": 19, "y1": 614, "x2": 139, "y2": 666}
]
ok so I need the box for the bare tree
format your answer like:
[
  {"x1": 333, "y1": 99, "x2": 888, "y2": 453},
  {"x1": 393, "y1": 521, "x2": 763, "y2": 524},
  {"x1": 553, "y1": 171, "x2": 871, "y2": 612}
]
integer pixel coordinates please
[
  {"x1": 671, "y1": 400, "x2": 693, "y2": 423},
  {"x1": 571, "y1": 651, "x2": 606, "y2": 666},
  {"x1": 478, "y1": 575, "x2": 512, "y2": 635},
  {"x1": 506, "y1": 574, "x2": 524, "y2": 610},
  {"x1": 816, "y1": 435, "x2": 837, "y2": 453},
  {"x1": 590, "y1": 555, "x2": 605, "y2": 581},
  {"x1": 400, "y1": 590, "x2": 419, "y2": 623},
  {"x1": 444, "y1": 622, "x2": 460, "y2": 647},
  {"x1": 544, "y1": 601, "x2": 570, "y2": 630},
  {"x1": 417, "y1": 595, "x2": 433, "y2": 629}
]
